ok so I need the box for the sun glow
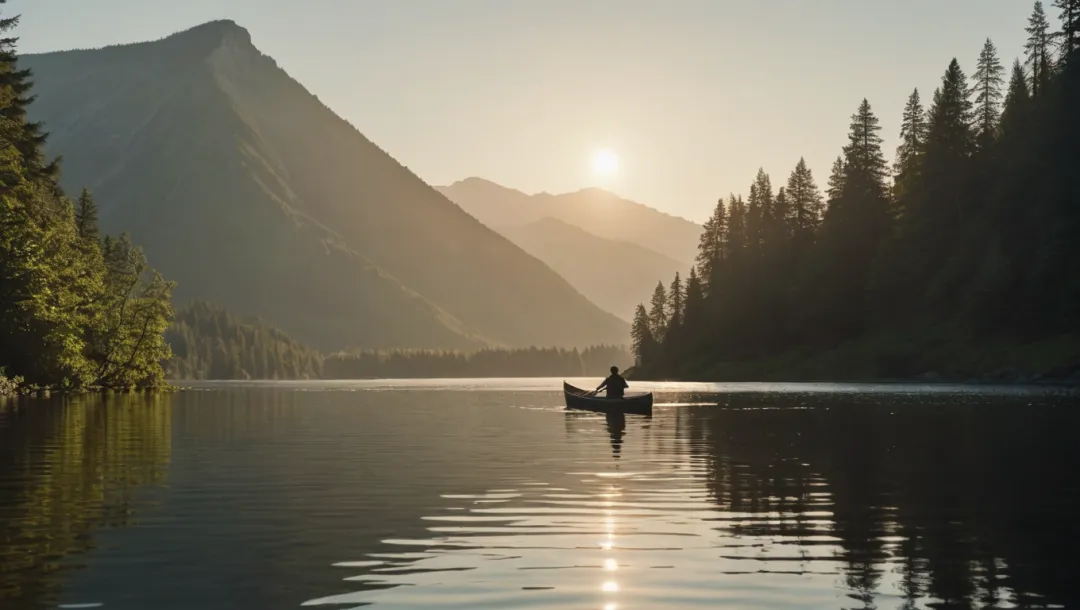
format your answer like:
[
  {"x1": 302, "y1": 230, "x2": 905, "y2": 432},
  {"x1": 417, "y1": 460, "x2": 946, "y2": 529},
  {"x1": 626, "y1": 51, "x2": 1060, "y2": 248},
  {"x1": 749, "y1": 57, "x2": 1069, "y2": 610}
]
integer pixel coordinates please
[{"x1": 592, "y1": 149, "x2": 619, "y2": 176}]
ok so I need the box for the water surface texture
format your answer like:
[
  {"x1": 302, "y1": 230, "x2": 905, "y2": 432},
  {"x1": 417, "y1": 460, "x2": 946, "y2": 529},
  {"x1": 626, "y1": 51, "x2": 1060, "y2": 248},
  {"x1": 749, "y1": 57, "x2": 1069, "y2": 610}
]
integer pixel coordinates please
[{"x1": 1, "y1": 380, "x2": 1078, "y2": 609}]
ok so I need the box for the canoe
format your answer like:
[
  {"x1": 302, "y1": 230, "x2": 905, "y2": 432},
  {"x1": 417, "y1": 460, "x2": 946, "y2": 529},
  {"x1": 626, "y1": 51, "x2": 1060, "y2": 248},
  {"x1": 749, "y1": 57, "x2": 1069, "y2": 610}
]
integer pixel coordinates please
[{"x1": 563, "y1": 381, "x2": 653, "y2": 416}]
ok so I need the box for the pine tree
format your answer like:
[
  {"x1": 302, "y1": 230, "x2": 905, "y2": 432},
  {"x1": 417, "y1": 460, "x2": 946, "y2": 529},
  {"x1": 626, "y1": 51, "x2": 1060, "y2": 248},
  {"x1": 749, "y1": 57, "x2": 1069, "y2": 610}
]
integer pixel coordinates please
[
  {"x1": 772, "y1": 187, "x2": 792, "y2": 241},
  {"x1": 922, "y1": 60, "x2": 975, "y2": 219},
  {"x1": 726, "y1": 195, "x2": 748, "y2": 260},
  {"x1": 75, "y1": 187, "x2": 100, "y2": 242},
  {"x1": 786, "y1": 157, "x2": 824, "y2": 242},
  {"x1": 630, "y1": 304, "x2": 655, "y2": 365},
  {"x1": 648, "y1": 281, "x2": 668, "y2": 339},
  {"x1": 825, "y1": 156, "x2": 847, "y2": 216},
  {"x1": 973, "y1": 39, "x2": 1006, "y2": 147},
  {"x1": 683, "y1": 267, "x2": 705, "y2": 330},
  {"x1": 894, "y1": 89, "x2": 928, "y2": 207},
  {"x1": 667, "y1": 272, "x2": 684, "y2": 332},
  {"x1": 1001, "y1": 60, "x2": 1032, "y2": 136},
  {"x1": 746, "y1": 169, "x2": 774, "y2": 253},
  {"x1": 696, "y1": 198, "x2": 727, "y2": 292},
  {"x1": 1026, "y1": 2, "x2": 1055, "y2": 95},
  {"x1": 0, "y1": 3, "x2": 58, "y2": 184},
  {"x1": 1054, "y1": 0, "x2": 1080, "y2": 61},
  {"x1": 896, "y1": 89, "x2": 928, "y2": 172}
]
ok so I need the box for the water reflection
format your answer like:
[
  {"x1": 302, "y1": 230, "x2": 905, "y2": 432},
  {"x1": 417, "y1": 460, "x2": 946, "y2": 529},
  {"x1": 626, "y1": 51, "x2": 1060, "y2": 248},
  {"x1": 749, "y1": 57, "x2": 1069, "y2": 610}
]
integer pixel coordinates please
[
  {"x1": 310, "y1": 390, "x2": 1080, "y2": 610},
  {"x1": 0, "y1": 394, "x2": 171, "y2": 610},
  {"x1": 0, "y1": 385, "x2": 1077, "y2": 610}
]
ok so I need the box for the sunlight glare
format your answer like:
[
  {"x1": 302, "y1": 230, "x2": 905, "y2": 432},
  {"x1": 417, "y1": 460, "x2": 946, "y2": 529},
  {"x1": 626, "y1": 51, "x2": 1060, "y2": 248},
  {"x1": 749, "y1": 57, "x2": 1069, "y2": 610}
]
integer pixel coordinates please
[
  {"x1": 602, "y1": 581, "x2": 619, "y2": 592},
  {"x1": 592, "y1": 149, "x2": 619, "y2": 176}
]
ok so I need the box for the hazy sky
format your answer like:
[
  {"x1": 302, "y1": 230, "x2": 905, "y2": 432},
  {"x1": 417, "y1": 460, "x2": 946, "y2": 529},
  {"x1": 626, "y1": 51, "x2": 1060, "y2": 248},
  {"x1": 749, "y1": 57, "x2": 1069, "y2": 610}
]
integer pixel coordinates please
[{"x1": 11, "y1": 0, "x2": 1041, "y2": 222}]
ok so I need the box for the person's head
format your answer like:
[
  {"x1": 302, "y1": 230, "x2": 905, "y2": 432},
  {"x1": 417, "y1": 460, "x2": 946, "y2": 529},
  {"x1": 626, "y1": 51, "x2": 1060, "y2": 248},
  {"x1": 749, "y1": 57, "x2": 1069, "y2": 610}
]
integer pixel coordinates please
[{"x1": 610, "y1": 365, "x2": 619, "y2": 375}]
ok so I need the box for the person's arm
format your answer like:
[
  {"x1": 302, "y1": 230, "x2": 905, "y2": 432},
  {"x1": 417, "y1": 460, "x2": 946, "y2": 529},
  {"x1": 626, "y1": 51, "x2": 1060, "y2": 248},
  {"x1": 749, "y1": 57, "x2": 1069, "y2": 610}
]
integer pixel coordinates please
[{"x1": 595, "y1": 376, "x2": 610, "y2": 391}]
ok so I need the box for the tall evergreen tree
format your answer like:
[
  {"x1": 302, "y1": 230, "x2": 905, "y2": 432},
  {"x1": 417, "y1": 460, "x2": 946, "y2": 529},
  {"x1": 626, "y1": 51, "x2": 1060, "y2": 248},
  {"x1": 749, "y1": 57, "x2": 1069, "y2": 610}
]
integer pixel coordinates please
[
  {"x1": 696, "y1": 198, "x2": 727, "y2": 292},
  {"x1": 786, "y1": 158, "x2": 824, "y2": 243},
  {"x1": 667, "y1": 272, "x2": 684, "y2": 333},
  {"x1": 1026, "y1": 2, "x2": 1055, "y2": 95},
  {"x1": 74, "y1": 187, "x2": 100, "y2": 242},
  {"x1": 1054, "y1": 0, "x2": 1080, "y2": 60},
  {"x1": 746, "y1": 169, "x2": 774, "y2": 253},
  {"x1": 1001, "y1": 60, "x2": 1032, "y2": 135},
  {"x1": 973, "y1": 38, "x2": 1006, "y2": 147},
  {"x1": 726, "y1": 195, "x2": 748, "y2": 260},
  {"x1": 918, "y1": 61, "x2": 975, "y2": 230},
  {"x1": 0, "y1": 3, "x2": 58, "y2": 184},
  {"x1": 683, "y1": 267, "x2": 705, "y2": 330},
  {"x1": 648, "y1": 281, "x2": 668, "y2": 339},
  {"x1": 895, "y1": 89, "x2": 928, "y2": 177},
  {"x1": 630, "y1": 304, "x2": 655, "y2": 365}
]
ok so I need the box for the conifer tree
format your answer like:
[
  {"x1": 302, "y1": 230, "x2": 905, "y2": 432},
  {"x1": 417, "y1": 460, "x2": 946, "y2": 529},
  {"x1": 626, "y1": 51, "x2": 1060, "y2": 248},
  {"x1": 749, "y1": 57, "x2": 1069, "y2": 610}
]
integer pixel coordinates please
[
  {"x1": 921, "y1": 60, "x2": 975, "y2": 221},
  {"x1": 973, "y1": 39, "x2": 1006, "y2": 147},
  {"x1": 683, "y1": 267, "x2": 705, "y2": 329},
  {"x1": 786, "y1": 158, "x2": 823, "y2": 242},
  {"x1": 1026, "y1": 2, "x2": 1055, "y2": 95},
  {"x1": 1001, "y1": 60, "x2": 1032, "y2": 135},
  {"x1": 726, "y1": 195, "x2": 748, "y2": 260},
  {"x1": 1054, "y1": 0, "x2": 1080, "y2": 60},
  {"x1": 75, "y1": 187, "x2": 100, "y2": 242},
  {"x1": 894, "y1": 89, "x2": 928, "y2": 207},
  {"x1": 825, "y1": 156, "x2": 847, "y2": 219},
  {"x1": 0, "y1": 4, "x2": 58, "y2": 183},
  {"x1": 667, "y1": 272, "x2": 684, "y2": 332},
  {"x1": 746, "y1": 169, "x2": 774, "y2": 253},
  {"x1": 630, "y1": 304, "x2": 655, "y2": 365},
  {"x1": 648, "y1": 281, "x2": 668, "y2": 339},
  {"x1": 696, "y1": 198, "x2": 727, "y2": 291}
]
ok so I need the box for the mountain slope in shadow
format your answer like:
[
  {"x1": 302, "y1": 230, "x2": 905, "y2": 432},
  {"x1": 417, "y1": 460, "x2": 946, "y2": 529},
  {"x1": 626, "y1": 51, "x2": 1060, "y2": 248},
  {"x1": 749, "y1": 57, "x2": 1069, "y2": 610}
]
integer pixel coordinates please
[{"x1": 24, "y1": 21, "x2": 627, "y2": 350}]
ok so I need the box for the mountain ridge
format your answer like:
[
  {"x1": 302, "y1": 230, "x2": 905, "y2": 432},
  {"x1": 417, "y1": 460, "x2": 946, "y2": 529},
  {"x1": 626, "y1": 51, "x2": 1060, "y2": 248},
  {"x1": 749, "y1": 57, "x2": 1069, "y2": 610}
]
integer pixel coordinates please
[
  {"x1": 24, "y1": 20, "x2": 628, "y2": 350},
  {"x1": 499, "y1": 216, "x2": 687, "y2": 321},
  {"x1": 438, "y1": 177, "x2": 703, "y2": 265}
]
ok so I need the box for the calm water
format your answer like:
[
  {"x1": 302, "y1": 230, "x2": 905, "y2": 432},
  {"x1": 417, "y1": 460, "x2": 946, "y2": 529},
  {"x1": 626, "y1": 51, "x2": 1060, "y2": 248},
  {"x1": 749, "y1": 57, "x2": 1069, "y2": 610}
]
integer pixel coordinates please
[{"x1": 1, "y1": 379, "x2": 1078, "y2": 610}]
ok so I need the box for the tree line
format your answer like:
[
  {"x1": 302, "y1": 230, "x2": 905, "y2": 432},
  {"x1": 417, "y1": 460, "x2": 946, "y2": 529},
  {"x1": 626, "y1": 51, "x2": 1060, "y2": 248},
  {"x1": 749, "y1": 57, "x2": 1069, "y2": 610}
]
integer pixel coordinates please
[
  {"x1": 0, "y1": 5, "x2": 174, "y2": 393},
  {"x1": 167, "y1": 301, "x2": 633, "y2": 380},
  {"x1": 634, "y1": 1, "x2": 1080, "y2": 380},
  {"x1": 167, "y1": 300, "x2": 322, "y2": 380},
  {"x1": 322, "y1": 344, "x2": 632, "y2": 380}
]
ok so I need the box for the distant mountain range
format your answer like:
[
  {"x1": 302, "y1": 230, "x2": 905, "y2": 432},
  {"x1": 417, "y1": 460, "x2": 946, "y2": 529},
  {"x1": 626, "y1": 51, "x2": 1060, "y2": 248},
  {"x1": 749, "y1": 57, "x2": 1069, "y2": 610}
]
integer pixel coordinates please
[
  {"x1": 23, "y1": 20, "x2": 627, "y2": 350},
  {"x1": 500, "y1": 217, "x2": 686, "y2": 321},
  {"x1": 438, "y1": 177, "x2": 703, "y2": 266},
  {"x1": 437, "y1": 177, "x2": 702, "y2": 321}
]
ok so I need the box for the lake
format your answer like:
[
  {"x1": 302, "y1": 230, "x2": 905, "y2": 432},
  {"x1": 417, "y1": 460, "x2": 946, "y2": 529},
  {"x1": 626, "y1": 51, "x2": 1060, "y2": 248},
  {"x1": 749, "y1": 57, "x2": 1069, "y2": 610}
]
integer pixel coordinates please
[{"x1": 1, "y1": 379, "x2": 1078, "y2": 610}]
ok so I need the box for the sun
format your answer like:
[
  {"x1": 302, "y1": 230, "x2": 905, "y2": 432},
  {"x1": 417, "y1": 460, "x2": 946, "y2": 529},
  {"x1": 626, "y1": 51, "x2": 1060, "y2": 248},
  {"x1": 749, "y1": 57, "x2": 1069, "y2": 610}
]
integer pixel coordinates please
[{"x1": 592, "y1": 149, "x2": 620, "y2": 176}]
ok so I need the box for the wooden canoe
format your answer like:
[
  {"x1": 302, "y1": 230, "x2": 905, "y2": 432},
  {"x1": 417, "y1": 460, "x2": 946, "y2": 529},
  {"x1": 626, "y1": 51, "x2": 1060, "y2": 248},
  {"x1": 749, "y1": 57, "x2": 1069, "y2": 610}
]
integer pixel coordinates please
[{"x1": 563, "y1": 381, "x2": 653, "y2": 416}]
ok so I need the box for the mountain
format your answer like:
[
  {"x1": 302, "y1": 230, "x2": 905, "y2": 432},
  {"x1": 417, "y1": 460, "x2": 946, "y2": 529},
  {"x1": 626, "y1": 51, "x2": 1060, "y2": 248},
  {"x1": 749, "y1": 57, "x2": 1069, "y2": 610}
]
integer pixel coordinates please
[
  {"x1": 500, "y1": 218, "x2": 686, "y2": 321},
  {"x1": 23, "y1": 20, "x2": 627, "y2": 350},
  {"x1": 438, "y1": 177, "x2": 703, "y2": 265}
]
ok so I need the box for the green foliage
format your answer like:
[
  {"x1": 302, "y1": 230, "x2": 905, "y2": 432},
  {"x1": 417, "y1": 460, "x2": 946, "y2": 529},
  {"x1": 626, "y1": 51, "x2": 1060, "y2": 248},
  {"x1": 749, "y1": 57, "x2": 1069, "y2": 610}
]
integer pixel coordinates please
[
  {"x1": 167, "y1": 300, "x2": 321, "y2": 380},
  {"x1": 637, "y1": 11, "x2": 1080, "y2": 380},
  {"x1": 0, "y1": 5, "x2": 173, "y2": 391},
  {"x1": 323, "y1": 344, "x2": 632, "y2": 379}
]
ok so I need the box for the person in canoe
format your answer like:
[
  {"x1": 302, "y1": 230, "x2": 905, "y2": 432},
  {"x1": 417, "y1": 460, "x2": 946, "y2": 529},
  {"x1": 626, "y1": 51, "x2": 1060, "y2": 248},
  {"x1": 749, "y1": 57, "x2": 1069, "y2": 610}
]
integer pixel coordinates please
[{"x1": 594, "y1": 366, "x2": 629, "y2": 399}]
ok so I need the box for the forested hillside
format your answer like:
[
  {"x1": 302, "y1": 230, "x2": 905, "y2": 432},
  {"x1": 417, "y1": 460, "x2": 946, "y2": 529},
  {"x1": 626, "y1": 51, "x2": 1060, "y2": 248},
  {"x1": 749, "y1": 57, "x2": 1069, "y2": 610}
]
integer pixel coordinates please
[
  {"x1": 633, "y1": 2, "x2": 1080, "y2": 382},
  {"x1": 0, "y1": 6, "x2": 173, "y2": 393},
  {"x1": 167, "y1": 301, "x2": 322, "y2": 380},
  {"x1": 323, "y1": 345, "x2": 632, "y2": 379}
]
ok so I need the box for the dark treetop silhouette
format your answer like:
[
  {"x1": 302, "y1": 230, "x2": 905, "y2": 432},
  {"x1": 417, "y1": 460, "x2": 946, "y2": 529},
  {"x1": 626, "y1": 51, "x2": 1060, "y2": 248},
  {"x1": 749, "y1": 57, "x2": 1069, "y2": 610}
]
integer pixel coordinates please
[{"x1": 632, "y1": 1, "x2": 1080, "y2": 382}]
